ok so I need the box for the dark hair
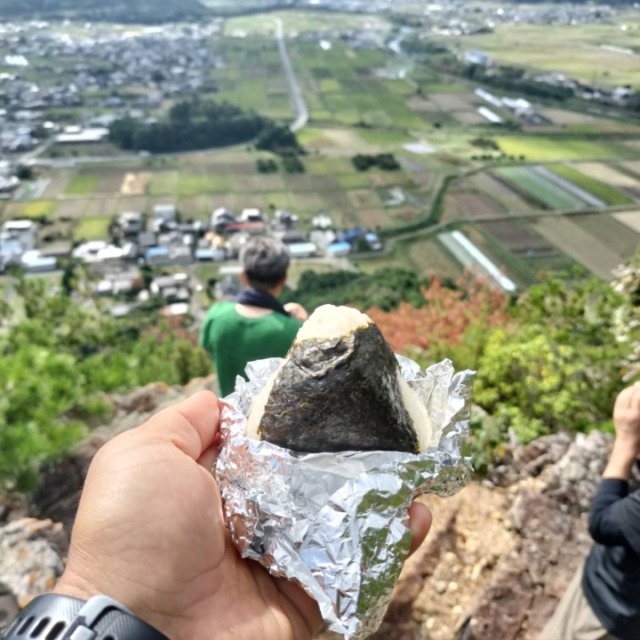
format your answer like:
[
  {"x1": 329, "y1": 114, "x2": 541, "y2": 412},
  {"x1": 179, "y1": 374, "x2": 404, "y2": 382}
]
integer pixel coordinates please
[{"x1": 241, "y1": 237, "x2": 290, "y2": 289}]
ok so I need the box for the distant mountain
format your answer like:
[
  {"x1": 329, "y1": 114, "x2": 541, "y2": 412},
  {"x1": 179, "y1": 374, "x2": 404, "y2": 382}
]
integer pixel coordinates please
[{"x1": 0, "y1": 0, "x2": 208, "y2": 23}]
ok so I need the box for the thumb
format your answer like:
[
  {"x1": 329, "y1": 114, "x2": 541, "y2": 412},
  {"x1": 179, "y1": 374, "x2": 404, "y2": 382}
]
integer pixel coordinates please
[{"x1": 138, "y1": 390, "x2": 221, "y2": 461}]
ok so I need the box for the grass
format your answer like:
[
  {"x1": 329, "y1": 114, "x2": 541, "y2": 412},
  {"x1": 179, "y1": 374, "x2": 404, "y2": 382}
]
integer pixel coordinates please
[
  {"x1": 178, "y1": 175, "x2": 235, "y2": 196},
  {"x1": 22, "y1": 200, "x2": 56, "y2": 218},
  {"x1": 356, "y1": 128, "x2": 413, "y2": 146},
  {"x1": 496, "y1": 136, "x2": 629, "y2": 161},
  {"x1": 548, "y1": 164, "x2": 634, "y2": 206},
  {"x1": 65, "y1": 175, "x2": 100, "y2": 196},
  {"x1": 74, "y1": 216, "x2": 111, "y2": 240}
]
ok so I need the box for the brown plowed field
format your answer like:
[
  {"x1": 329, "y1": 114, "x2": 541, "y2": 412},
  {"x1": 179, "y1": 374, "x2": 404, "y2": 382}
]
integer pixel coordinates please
[
  {"x1": 454, "y1": 111, "x2": 487, "y2": 125},
  {"x1": 347, "y1": 189, "x2": 382, "y2": 209},
  {"x1": 443, "y1": 191, "x2": 504, "y2": 221},
  {"x1": 84, "y1": 197, "x2": 119, "y2": 217},
  {"x1": 117, "y1": 197, "x2": 148, "y2": 213},
  {"x1": 481, "y1": 220, "x2": 555, "y2": 255},
  {"x1": 42, "y1": 174, "x2": 71, "y2": 198},
  {"x1": 429, "y1": 93, "x2": 475, "y2": 112},
  {"x1": 409, "y1": 238, "x2": 462, "y2": 280},
  {"x1": 177, "y1": 196, "x2": 213, "y2": 219},
  {"x1": 469, "y1": 173, "x2": 534, "y2": 214},
  {"x1": 529, "y1": 217, "x2": 625, "y2": 280},
  {"x1": 572, "y1": 213, "x2": 640, "y2": 258},
  {"x1": 357, "y1": 209, "x2": 391, "y2": 227},
  {"x1": 290, "y1": 191, "x2": 328, "y2": 211},
  {"x1": 55, "y1": 200, "x2": 88, "y2": 218}
]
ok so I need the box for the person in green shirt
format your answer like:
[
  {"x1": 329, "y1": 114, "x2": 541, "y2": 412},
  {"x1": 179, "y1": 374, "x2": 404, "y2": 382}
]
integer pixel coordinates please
[{"x1": 199, "y1": 237, "x2": 308, "y2": 397}]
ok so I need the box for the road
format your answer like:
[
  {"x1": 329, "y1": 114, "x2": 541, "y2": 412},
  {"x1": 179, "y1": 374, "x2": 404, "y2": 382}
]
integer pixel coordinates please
[{"x1": 274, "y1": 18, "x2": 309, "y2": 133}]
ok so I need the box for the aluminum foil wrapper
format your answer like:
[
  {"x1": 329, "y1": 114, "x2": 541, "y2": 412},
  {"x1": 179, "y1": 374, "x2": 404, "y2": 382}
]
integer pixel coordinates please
[{"x1": 215, "y1": 355, "x2": 474, "y2": 639}]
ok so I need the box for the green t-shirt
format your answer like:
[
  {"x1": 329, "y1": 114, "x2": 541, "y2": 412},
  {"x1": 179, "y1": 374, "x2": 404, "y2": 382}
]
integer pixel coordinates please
[{"x1": 199, "y1": 301, "x2": 302, "y2": 397}]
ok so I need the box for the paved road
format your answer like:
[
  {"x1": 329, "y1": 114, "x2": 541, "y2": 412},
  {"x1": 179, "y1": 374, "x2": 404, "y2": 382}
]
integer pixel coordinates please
[{"x1": 274, "y1": 18, "x2": 309, "y2": 133}]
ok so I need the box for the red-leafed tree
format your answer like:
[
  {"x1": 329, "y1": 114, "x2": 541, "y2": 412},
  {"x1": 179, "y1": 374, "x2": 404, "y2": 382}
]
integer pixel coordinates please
[{"x1": 367, "y1": 275, "x2": 512, "y2": 369}]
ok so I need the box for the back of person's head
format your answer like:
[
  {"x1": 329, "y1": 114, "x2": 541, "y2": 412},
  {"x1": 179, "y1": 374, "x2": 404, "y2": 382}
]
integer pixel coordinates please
[{"x1": 241, "y1": 237, "x2": 290, "y2": 290}]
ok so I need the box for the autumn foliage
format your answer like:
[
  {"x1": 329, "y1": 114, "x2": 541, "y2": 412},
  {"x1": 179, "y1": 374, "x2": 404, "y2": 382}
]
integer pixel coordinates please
[{"x1": 367, "y1": 275, "x2": 512, "y2": 355}]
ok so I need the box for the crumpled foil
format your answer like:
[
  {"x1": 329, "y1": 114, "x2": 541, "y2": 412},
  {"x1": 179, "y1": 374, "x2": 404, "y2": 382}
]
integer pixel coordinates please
[{"x1": 214, "y1": 355, "x2": 474, "y2": 640}]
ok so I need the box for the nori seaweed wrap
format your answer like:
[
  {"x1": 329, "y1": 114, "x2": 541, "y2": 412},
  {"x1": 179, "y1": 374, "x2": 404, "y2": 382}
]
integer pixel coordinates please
[{"x1": 246, "y1": 305, "x2": 434, "y2": 453}]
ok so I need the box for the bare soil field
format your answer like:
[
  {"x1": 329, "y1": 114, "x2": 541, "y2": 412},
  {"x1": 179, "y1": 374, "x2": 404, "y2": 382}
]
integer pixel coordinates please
[
  {"x1": 177, "y1": 196, "x2": 214, "y2": 219},
  {"x1": 442, "y1": 191, "x2": 504, "y2": 221},
  {"x1": 574, "y1": 163, "x2": 640, "y2": 191},
  {"x1": 406, "y1": 96, "x2": 441, "y2": 112},
  {"x1": 392, "y1": 207, "x2": 421, "y2": 221},
  {"x1": 321, "y1": 189, "x2": 352, "y2": 210},
  {"x1": 120, "y1": 172, "x2": 150, "y2": 196},
  {"x1": 85, "y1": 197, "x2": 119, "y2": 217},
  {"x1": 287, "y1": 175, "x2": 342, "y2": 192},
  {"x1": 356, "y1": 208, "x2": 391, "y2": 227},
  {"x1": 453, "y1": 111, "x2": 487, "y2": 125},
  {"x1": 613, "y1": 210, "x2": 640, "y2": 234},
  {"x1": 529, "y1": 216, "x2": 624, "y2": 280},
  {"x1": 55, "y1": 200, "x2": 88, "y2": 218},
  {"x1": 1, "y1": 202, "x2": 28, "y2": 220},
  {"x1": 572, "y1": 213, "x2": 640, "y2": 258},
  {"x1": 429, "y1": 93, "x2": 475, "y2": 112},
  {"x1": 42, "y1": 173, "x2": 71, "y2": 198},
  {"x1": 117, "y1": 197, "x2": 148, "y2": 213},
  {"x1": 469, "y1": 173, "x2": 534, "y2": 214},
  {"x1": 288, "y1": 191, "x2": 326, "y2": 211},
  {"x1": 481, "y1": 220, "x2": 554, "y2": 255},
  {"x1": 541, "y1": 109, "x2": 640, "y2": 134},
  {"x1": 347, "y1": 189, "x2": 382, "y2": 209},
  {"x1": 541, "y1": 109, "x2": 596, "y2": 126},
  {"x1": 409, "y1": 238, "x2": 463, "y2": 280}
]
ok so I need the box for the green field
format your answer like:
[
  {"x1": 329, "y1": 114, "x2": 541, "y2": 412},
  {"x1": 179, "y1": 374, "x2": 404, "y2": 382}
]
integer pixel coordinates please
[
  {"x1": 496, "y1": 137, "x2": 630, "y2": 162},
  {"x1": 224, "y1": 10, "x2": 391, "y2": 36},
  {"x1": 75, "y1": 216, "x2": 111, "y2": 240},
  {"x1": 65, "y1": 175, "x2": 100, "y2": 196},
  {"x1": 22, "y1": 200, "x2": 57, "y2": 218},
  {"x1": 435, "y1": 19, "x2": 640, "y2": 88},
  {"x1": 495, "y1": 166, "x2": 586, "y2": 209},
  {"x1": 548, "y1": 164, "x2": 634, "y2": 206}
]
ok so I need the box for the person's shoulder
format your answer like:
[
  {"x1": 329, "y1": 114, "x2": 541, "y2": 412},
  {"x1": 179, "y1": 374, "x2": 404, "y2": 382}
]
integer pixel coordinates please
[{"x1": 206, "y1": 300, "x2": 235, "y2": 319}]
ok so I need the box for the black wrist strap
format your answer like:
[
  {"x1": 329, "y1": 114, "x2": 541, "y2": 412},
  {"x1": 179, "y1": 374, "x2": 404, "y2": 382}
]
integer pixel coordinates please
[{"x1": 2, "y1": 594, "x2": 169, "y2": 640}]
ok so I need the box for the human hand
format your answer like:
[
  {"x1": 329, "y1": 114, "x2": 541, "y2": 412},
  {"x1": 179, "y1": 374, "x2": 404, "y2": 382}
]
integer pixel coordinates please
[
  {"x1": 54, "y1": 391, "x2": 431, "y2": 640},
  {"x1": 284, "y1": 302, "x2": 309, "y2": 322},
  {"x1": 612, "y1": 382, "x2": 640, "y2": 454}
]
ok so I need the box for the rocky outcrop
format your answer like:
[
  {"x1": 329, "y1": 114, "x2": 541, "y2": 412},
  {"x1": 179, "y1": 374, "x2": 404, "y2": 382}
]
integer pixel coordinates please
[
  {"x1": 0, "y1": 381, "x2": 617, "y2": 639},
  {"x1": 365, "y1": 431, "x2": 610, "y2": 640},
  {"x1": 0, "y1": 518, "x2": 66, "y2": 631}
]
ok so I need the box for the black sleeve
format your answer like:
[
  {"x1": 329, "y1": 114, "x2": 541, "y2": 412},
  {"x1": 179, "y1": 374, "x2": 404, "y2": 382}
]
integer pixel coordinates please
[{"x1": 588, "y1": 479, "x2": 630, "y2": 547}]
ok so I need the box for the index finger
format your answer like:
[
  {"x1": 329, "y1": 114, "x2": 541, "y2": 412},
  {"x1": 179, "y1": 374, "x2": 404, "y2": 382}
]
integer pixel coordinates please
[{"x1": 139, "y1": 390, "x2": 221, "y2": 461}]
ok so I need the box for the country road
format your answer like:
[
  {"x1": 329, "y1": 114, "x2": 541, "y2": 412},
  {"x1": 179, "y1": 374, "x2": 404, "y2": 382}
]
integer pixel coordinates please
[{"x1": 274, "y1": 18, "x2": 309, "y2": 133}]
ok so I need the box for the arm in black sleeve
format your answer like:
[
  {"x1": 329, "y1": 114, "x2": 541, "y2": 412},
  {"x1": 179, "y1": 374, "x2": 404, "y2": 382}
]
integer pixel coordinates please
[{"x1": 588, "y1": 479, "x2": 630, "y2": 547}]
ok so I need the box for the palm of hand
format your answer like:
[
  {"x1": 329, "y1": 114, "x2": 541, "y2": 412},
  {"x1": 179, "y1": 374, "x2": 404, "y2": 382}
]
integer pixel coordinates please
[{"x1": 57, "y1": 429, "x2": 318, "y2": 640}]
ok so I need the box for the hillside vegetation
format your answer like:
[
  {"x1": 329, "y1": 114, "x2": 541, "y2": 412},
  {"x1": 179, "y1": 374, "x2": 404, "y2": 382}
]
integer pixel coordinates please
[
  {"x1": 0, "y1": 0, "x2": 207, "y2": 22},
  {"x1": 3, "y1": 255, "x2": 640, "y2": 494}
]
